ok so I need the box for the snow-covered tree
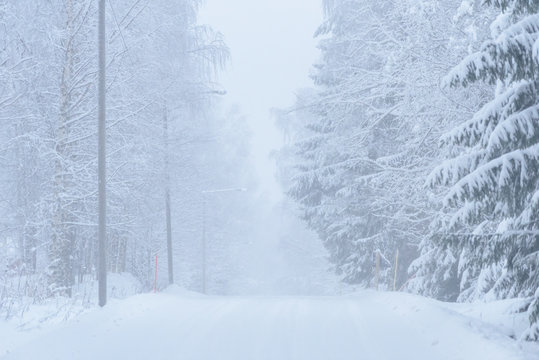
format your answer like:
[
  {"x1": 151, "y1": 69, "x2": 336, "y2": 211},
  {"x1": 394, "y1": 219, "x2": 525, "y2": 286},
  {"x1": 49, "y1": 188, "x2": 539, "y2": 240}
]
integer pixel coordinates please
[
  {"x1": 427, "y1": 0, "x2": 539, "y2": 340},
  {"x1": 0, "y1": 0, "x2": 231, "y2": 304},
  {"x1": 278, "y1": 0, "x2": 485, "y2": 289},
  {"x1": 407, "y1": 0, "x2": 497, "y2": 301}
]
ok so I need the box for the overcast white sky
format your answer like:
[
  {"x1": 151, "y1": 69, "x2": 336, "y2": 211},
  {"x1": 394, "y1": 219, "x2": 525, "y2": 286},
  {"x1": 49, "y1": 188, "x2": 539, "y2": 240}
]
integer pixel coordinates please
[{"x1": 199, "y1": 0, "x2": 322, "y2": 200}]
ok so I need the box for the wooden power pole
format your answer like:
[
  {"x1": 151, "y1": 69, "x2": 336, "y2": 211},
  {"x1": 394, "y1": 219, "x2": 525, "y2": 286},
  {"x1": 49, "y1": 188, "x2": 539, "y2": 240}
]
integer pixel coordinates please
[
  {"x1": 375, "y1": 250, "x2": 380, "y2": 291},
  {"x1": 98, "y1": 0, "x2": 107, "y2": 307},
  {"x1": 163, "y1": 108, "x2": 174, "y2": 285}
]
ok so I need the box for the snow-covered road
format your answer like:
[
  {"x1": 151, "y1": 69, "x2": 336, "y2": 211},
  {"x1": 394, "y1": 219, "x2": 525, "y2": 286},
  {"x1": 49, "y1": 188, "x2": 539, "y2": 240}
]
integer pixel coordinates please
[{"x1": 2, "y1": 288, "x2": 537, "y2": 360}]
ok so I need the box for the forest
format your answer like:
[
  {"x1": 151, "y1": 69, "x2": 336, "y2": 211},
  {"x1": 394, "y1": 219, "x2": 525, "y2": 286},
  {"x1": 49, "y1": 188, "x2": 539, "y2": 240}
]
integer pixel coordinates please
[
  {"x1": 275, "y1": 0, "x2": 539, "y2": 341},
  {"x1": 1, "y1": 0, "x2": 539, "y2": 358}
]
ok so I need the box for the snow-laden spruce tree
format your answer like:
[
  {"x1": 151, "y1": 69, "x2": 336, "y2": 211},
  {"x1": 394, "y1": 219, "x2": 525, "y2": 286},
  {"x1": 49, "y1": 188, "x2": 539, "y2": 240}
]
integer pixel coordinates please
[
  {"x1": 279, "y1": 0, "x2": 485, "y2": 289},
  {"x1": 428, "y1": 0, "x2": 539, "y2": 340},
  {"x1": 407, "y1": 0, "x2": 497, "y2": 302},
  {"x1": 284, "y1": 0, "x2": 404, "y2": 285}
]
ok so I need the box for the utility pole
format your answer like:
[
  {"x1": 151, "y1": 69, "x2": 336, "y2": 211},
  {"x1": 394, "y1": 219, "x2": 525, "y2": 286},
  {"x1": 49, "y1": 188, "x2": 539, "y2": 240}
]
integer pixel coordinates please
[
  {"x1": 163, "y1": 107, "x2": 174, "y2": 285},
  {"x1": 393, "y1": 249, "x2": 399, "y2": 291},
  {"x1": 375, "y1": 250, "x2": 380, "y2": 291},
  {"x1": 201, "y1": 197, "x2": 206, "y2": 294},
  {"x1": 98, "y1": 0, "x2": 107, "y2": 307}
]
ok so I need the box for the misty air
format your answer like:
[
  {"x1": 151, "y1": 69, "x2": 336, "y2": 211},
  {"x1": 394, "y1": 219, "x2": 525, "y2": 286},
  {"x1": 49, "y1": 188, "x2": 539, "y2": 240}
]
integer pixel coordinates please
[{"x1": 1, "y1": 1, "x2": 538, "y2": 359}]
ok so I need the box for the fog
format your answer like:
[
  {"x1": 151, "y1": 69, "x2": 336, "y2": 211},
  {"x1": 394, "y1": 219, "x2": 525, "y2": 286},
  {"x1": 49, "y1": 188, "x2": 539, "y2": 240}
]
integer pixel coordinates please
[
  {"x1": 199, "y1": 0, "x2": 322, "y2": 201},
  {"x1": 194, "y1": 0, "x2": 335, "y2": 295},
  {"x1": 1, "y1": 0, "x2": 539, "y2": 357}
]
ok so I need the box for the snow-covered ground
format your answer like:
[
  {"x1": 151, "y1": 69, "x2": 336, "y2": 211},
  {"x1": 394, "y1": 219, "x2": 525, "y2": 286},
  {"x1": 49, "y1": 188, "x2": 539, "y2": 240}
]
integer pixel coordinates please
[
  {"x1": 1, "y1": 286, "x2": 538, "y2": 360},
  {"x1": 0, "y1": 272, "x2": 143, "y2": 358}
]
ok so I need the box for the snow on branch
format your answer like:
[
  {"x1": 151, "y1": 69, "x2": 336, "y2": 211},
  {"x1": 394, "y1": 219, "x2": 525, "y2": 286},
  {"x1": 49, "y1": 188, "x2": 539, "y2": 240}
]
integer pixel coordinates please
[
  {"x1": 440, "y1": 80, "x2": 534, "y2": 148},
  {"x1": 427, "y1": 150, "x2": 488, "y2": 188},
  {"x1": 443, "y1": 14, "x2": 539, "y2": 87},
  {"x1": 444, "y1": 144, "x2": 539, "y2": 207},
  {"x1": 487, "y1": 102, "x2": 539, "y2": 152}
]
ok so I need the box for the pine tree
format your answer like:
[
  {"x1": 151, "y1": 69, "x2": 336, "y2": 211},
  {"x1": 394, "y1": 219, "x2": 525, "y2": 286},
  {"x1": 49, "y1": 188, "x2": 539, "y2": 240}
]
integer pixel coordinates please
[
  {"x1": 429, "y1": 0, "x2": 539, "y2": 340},
  {"x1": 279, "y1": 0, "x2": 481, "y2": 289},
  {"x1": 407, "y1": 0, "x2": 497, "y2": 302}
]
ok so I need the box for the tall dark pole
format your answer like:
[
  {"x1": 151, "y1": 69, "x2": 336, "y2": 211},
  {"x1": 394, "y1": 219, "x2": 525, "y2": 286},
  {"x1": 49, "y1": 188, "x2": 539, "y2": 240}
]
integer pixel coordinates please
[
  {"x1": 98, "y1": 0, "x2": 107, "y2": 307},
  {"x1": 202, "y1": 197, "x2": 206, "y2": 294},
  {"x1": 163, "y1": 108, "x2": 174, "y2": 285}
]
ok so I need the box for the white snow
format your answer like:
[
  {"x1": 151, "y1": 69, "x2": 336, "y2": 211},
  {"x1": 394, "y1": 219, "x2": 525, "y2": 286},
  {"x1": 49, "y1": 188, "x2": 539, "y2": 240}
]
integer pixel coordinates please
[
  {"x1": 2, "y1": 287, "x2": 537, "y2": 360},
  {"x1": 0, "y1": 272, "x2": 143, "y2": 358},
  {"x1": 454, "y1": 0, "x2": 473, "y2": 21}
]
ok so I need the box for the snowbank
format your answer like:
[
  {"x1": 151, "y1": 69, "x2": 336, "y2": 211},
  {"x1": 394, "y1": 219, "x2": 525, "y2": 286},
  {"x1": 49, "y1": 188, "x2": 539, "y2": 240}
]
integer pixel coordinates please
[{"x1": 2, "y1": 289, "x2": 538, "y2": 359}]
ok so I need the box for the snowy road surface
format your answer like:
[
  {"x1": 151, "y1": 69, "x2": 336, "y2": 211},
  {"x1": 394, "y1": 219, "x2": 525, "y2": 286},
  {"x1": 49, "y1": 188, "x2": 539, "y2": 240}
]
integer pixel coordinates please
[{"x1": 2, "y1": 288, "x2": 537, "y2": 360}]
